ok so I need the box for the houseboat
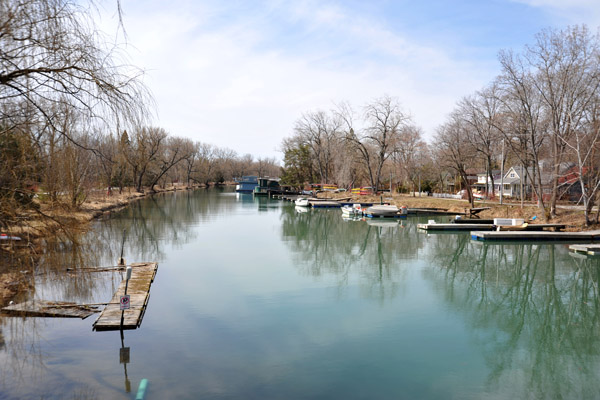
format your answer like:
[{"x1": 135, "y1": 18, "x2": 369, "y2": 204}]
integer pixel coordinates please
[
  {"x1": 254, "y1": 178, "x2": 282, "y2": 196},
  {"x1": 235, "y1": 176, "x2": 258, "y2": 193}
]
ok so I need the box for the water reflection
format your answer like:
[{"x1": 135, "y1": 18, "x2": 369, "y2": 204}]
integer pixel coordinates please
[
  {"x1": 425, "y1": 234, "x2": 600, "y2": 399},
  {"x1": 2, "y1": 189, "x2": 600, "y2": 398},
  {"x1": 280, "y1": 206, "x2": 426, "y2": 302},
  {"x1": 0, "y1": 188, "x2": 243, "y2": 398}
]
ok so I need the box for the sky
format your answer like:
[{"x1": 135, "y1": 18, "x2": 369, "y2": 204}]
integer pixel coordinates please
[{"x1": 99, "y1": 0, "x2": 600, "y2": 161}]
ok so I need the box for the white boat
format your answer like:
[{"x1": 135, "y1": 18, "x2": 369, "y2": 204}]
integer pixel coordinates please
[
  {"x1": 341, "y1": 204, "x2": 362, "y2": 216},
  {"x1": 364, "y1": 204, "x2": 400, "y2": 218},
  {"x1": 295, "y1": 197, "x2": 310, "y2": 207}
]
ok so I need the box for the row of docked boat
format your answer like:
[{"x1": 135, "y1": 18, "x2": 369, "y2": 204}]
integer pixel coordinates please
[{"x1": 293, "y1": 196, "x2": 408, "y2": 218}]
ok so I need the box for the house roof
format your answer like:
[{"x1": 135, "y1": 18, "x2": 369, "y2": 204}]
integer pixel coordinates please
[
  {"x1": 505, "y1": 165, "x2": 553, "y2": 185},
  {"x1": 501, "y1": 177, "x2": 521, "y2": 185}
]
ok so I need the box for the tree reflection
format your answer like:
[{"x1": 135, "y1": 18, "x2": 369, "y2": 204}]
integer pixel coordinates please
[
  {"x1": 280, "y1": 207, "x2": 428, "y2": 302},
  {"x1": 426, "y1": 235, "x2": 600, "y2": 399},
  {"x1": 0, "y1": 188, "x2": 238, "y2": 398}
]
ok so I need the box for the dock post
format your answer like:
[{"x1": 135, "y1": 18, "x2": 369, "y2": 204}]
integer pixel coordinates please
[{"x1": 120, "y1": 266, "x2": 132, "y2": 330}]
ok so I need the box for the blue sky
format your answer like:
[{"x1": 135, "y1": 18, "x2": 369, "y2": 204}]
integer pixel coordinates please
[{"x1": 100, "y1": 0, "x2": 600, "y2": 160}]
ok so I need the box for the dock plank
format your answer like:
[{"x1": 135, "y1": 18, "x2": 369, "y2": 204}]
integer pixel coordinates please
[
  {"x1": 93, "y1": 262, "x2": 158, "y2": 331},
  {"x1": 2, "y1": 300, "x2": 100, "y2": 319}
]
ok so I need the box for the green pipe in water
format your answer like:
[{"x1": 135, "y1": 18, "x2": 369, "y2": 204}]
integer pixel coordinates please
[{"x1": 135, "y1": 379, "x2": 148, "y2": 400}]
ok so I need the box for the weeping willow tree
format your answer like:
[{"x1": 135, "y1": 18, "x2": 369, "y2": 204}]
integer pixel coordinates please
[{"x1": 0, "y1": 0, "x2": 150, "y2": 234}]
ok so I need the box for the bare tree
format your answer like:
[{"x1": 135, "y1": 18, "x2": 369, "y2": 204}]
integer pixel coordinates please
[
  {"x1": 525, "y1": 25, "x2": 600, "y2": 216},
  {"x1": 394, "y1": 124, "x2": 428, "y2": 195},
  {"x1": 195, "y1": 143, "x2": 217, "y2": 185},
  {"x1": 563, "y1": 95, "x2": 600, "y2": 224},
  {"x1": 146, "y1": 136, "x2": 195, "y2": 192},
  {"x1": 181, "y1": 140, "x2": 200, "y2": 187},
  {"x1": 433, "y1": 114, "x2": 478, "y2": 207},
  {"x1": 95, "y1": 132, "x2": 119, "y2": 195},
  {"x1": 347, "y1": 95, "x2": 410, "y2": 191},
  {"x1": 496, "y1": 49, "x2": 548, "y2": 215},
  {"x1": 293, "y1": 110, "x2": 341, "y2": 184},
  {"x1": 125, "y1": 127, "x2": 168, "y2": 192},
  {"x1": 0, "y1": 0, "x2": 150, "y2": 137},
  {"x1": 458, "y1": 84, "x2": 503, "y2": 197}
]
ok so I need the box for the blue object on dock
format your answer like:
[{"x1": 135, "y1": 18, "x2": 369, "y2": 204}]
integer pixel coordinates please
[{"x1": 136, "y1": 379, "x2": 148, "y2": 400}]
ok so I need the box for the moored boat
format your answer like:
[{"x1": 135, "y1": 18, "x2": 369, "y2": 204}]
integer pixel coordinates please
[
  {"x1": 364, "y1": 204, "x2": 401, "y2": 218},
  {"x1": 234, "y1": 176, "x2": 258, "y2": 193},
  {"x1": 341, "y1": 204, "x2": 363, "y2": 216},
  {"x1": 496, "y1": 223, "x2": 528, "y2": 231},
  {"x1": 295, "y1": 197, "x2": 310, "y2": 207}
]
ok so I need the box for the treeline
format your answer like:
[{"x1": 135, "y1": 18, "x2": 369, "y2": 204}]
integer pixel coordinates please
[
  {"x1": 0, "y1": 0, "x2": 278, "y2": 232},
  {"x1": 282, "y1": 25, "x2": 600, "y2": 225},
  {"x1": 280, "y1": 95, "x2": 428, "y2": 195},
  {"x1": 436, "y1": 24, "x2": 600, "y2": 224}
]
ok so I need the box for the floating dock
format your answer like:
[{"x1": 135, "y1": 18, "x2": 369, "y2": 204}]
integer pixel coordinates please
[
  {"x1": 419, "y1": 223, "x2": 566, "y2": 232},
  {"x1": 408, "y1": 208, "x2": 464, "y2": 216},
  {"x1": 93, "y1": 262, "x2": 158, "y2": 331},
  {"x1": 310, "y1": 201, "x2": 342, "y2": 208},
  {"x1": 471, "y1": 230, "x2": 600, "y2": 242},
  {"x1": 418, "y1": 223, "x2": 496, "y2": 231},
  {"x1": 569, "y1": 244, "x2": 600, "y2": 256},
  {"x1": 453, "y1": 218, "x2": 495, "y2": 224}
]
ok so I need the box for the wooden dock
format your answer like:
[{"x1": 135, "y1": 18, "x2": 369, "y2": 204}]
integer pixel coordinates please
[
  {"x1": 418, "y1": 223, "x2": 496, "y2": 231},
  {"x1": 569, "y1": 244, "x2": 600, "y2": 256},
  {"x1": 310, "y1": 200, "x2": 342, "y2": 208},
  {"x1": 408, "y1": 208, "x2": 464, "y2": 216},
  {"x1": 453, "y1": 218, "x2": 495, "y2": 224},
  {"x1": 419, "y1": 222, "x2": 566, "y2": 232},
  {"x1": 2, "y1": 300, "x2": 100, "y2": 319},
  {"x1": 471, "y1": 230, "x2": 600, "y2": 242},
  {"x1": 93, "y1": 262, "x2": 158, "y2": 331}
]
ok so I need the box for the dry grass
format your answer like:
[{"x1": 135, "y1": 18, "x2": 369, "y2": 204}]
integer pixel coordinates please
[{"x1": 0, "y1": 271, "x2": 32, "y2": 306}]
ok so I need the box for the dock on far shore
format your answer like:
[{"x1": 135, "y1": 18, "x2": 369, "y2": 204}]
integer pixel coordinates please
[
  {"x1": 569, "y1": 244, "x2": 600, "y2": 256},
  {"x1": 471, "y1": 230, "x2": 600, "y2": 242}
]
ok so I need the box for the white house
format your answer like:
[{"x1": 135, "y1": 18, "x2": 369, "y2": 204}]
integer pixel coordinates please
[
  {"x1": 494, "y1": 166, "x2": 540, "y2": 199},
  {"x1": 474, "y1": 170, "x2": 500, "y2": 194}
]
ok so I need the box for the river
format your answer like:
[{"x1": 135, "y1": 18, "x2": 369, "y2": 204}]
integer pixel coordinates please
[{"x1": 0, "y1": 187, "x2": 599, "y2": 399}]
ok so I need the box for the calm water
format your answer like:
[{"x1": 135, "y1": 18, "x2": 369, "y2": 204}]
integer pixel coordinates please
[{"x1": 1, "y1": 188, "x2": 600, "y2": 399}]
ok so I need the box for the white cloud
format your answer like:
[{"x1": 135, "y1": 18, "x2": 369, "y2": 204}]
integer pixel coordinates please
[{"x1": 104, "y1": 1, "x2": 496, "y2": 160}]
